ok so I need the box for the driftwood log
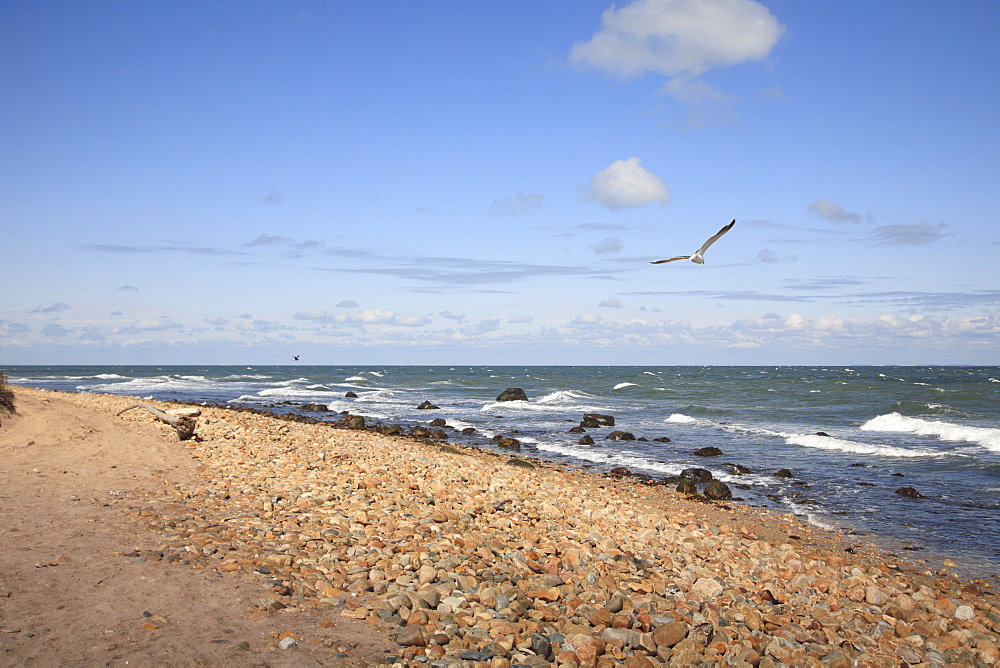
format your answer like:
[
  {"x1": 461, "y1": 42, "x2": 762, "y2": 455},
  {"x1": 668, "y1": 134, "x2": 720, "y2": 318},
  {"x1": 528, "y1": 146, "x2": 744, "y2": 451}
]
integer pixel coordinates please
[{"x1": 117, "y1": 403, "x2": 197, "y2": 440}]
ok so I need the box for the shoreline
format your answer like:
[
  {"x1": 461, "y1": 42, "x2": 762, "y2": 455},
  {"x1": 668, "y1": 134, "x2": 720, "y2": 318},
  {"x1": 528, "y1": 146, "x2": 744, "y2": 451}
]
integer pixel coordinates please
[{"x1": 3, "y1": 387, "x2": 999, "y2": 666}]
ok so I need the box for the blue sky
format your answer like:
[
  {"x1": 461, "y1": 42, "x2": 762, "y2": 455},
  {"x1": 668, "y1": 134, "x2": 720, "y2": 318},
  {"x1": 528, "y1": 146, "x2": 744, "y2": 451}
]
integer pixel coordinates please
[{"x1": 2, "y1": 0, "x2": 998, "y2": 365}]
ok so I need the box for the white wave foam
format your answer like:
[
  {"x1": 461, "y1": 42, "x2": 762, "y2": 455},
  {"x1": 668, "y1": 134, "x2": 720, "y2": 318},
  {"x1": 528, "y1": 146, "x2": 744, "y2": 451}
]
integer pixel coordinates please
[
  {"x1": 782, "y1": 432, "x2": 940, "y2": 458},
  {"x1": 344, "y1": 376, "x2": 366, "y2": 382},
  {"x1": 366, "y1": 371, "x2": 384, "y2": 377},
  {"x1": 666, "y1": 413, "x2": 699, "y2": 424},
  {"x1": 614, "y1": 382, "x2": 639, "y2": 390},
  {"x1": 93, "y1": 373, "x2": 128, "y2": 379},
  {"x1": 861, "y1": 413, "x2": 1000, "y2": 451}
]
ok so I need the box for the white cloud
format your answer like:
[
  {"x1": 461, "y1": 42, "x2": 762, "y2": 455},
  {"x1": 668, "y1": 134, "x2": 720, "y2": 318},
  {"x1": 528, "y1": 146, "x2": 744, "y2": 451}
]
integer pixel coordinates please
[
  {"x1": 570, "y1": 0, "x2": 785, "y2": 90},
  {"x1": 129, "y1": 317, "x2": 183, "y2": 332},
  {"x1": 573, "y1": 312, "x2": 603, "y2": 325},
  {"x1": 599, "y1": 298, "x2": 624, "y2": 308},
  {"x1": 438, "y1": 311, "x2": 465, "y2": 321},
  {"x1": 508, "y1": 315, "x2": 534, "y2": 324},
  {"x1": 336, "y1": 300, "x2": 359, "y2": 308},
  {"x1": 808, "y1": 199, "x2": 862, "y2": 223},
  {"x1": 754, "y1": 249, "x2": 779, "y2": 263},
  {"x1": 586, "y1": 157, "x2": 670, "y2": 209}
]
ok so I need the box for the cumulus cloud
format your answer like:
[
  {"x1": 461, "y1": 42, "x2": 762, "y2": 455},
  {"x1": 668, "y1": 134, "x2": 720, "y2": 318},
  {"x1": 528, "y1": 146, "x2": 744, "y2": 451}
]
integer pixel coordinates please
[
  {"x1": 586, "y1": 158, "x2": 670, "y2": 209},
  {"x1": 336, "y1": 299, "x2": 359, "y2": 308},
  {"x1": 0, "y1": 320, "x2": 31, "y2": 335},
  {"x1": 439, "y1": 311, "x2": 465, "y2": 321},
  {"x1": 573, "y1": 312, "x2": 602, "y2": 325},
  {"x1": 808, "y1": 200, "x2": 862, "y2": 223},
  {"x1": 489, "y1": 192, "x2": 546, "y2": 217},
  {"x1": 599, "y1": 298, "x2": 624, "y2": 308},
  {"x1": 870, "y1": 222, "x2": 949, "y2": 246},
  {"x1": 129, "y1": 317, "x2": 183, "y2": 332},
  {"x1": 591, "y1": 237, "x2": 624, "y2": 254},
  {"x1": 508, "y1": 315, "x2": 534, "y2": 323},
  {"x1": 570, "y1": 0, "x2": 785, "y2": 99}
]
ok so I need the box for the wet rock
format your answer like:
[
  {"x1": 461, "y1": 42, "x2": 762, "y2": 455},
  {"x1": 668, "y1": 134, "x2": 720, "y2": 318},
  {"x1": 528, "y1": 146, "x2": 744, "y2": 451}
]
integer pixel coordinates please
[
  {"x1": 774, "y1": 468, "x2": 795, "y2": 478},
  {"x1": 496, "y1": 388, "x2": 528, "y2": 402},
  {"x1": 581, "y1": 413, "x2": 615, "y2": 427},
  {"x1": 729, "y1": 464, "x2": 752, "y2": 474},
  {"x1": 430, "y1": 418, "x2": 447, "y2": 427},
  {"x1": 605, "y1": 430, "x2": 635, "y2": 441},
  {"x1": 895, "y1": 487, "x2": 923, "y2": 498},
  {"x1": 344, "y1": 391, "x2": 358, "y2": 398},
  {"x1": 680, "y1": 468, "x2": 713, "y2": 483},
  {"x1": 578, "y1": 435, "x2": 595, "y2": 445},
  {"x1": 677, "y1": 479, "x2": 697, "y2": 495},
  {"x1": 703, "y1": 480, "x2": 732, "y2": 500},
  {"x1": 299, "y1": 403, "x2": 328, "y2": 412},
  {"x1": 461, "y1": 427, "x2": 476, "y2": 435},
  {"x1": 569, "y1": 426, "x2": 586, "y2": 433},
  {"x1": 416, "y1": 401, "x2": 439, "y2": 410},
  {"x1": 694, "y1": 447, "x2": 723, "y2": 457},
  {"x1": 653, "y1": 436, "x2": 672, "y2": 442},
  {"x1": 493, "y1": 435, "x2": 521, "y2": 450}
]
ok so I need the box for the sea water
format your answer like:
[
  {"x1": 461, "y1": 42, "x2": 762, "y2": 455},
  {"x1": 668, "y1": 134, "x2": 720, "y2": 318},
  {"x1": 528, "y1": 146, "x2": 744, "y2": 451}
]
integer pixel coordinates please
[{"x1": 7, "y1": 365, "x2": 999, "y2": 581}]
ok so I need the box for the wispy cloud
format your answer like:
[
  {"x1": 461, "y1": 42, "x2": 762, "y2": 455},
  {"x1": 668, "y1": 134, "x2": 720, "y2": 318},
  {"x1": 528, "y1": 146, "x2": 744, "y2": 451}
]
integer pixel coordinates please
[
  {"x1": 489, "y1": 192, "x2": 546, "y2": 217},
  {"x1": 599, "y1": 298, "x2": 624, "y2": 308},
  {"x1": 31, "y1": 302, "x2": 70, "y2": 313},
  {"x1": 807, "y1": 199, "x2": 863, "y2": 223},
  {"x1": 591, "y1": 237, "x2": 623, "y2": 254},
  {"x1": 869, "y1": 221, "x2": 949, "y2": 246}
]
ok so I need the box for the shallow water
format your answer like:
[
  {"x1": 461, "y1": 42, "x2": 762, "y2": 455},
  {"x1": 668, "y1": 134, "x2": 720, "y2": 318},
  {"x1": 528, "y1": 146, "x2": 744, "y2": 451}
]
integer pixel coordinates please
[{"x1": 9, "y1": 364, "x2": 1000, "y2": 580}]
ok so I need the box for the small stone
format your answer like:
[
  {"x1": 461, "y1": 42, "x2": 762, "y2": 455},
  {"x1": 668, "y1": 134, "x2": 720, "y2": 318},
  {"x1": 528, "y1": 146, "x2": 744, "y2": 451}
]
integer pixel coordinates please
[
  {"x1": 277, "y1": 636, "x2": 296, "y2": 650},
  {"x1": 954, "y1": 605, "x2": 975, "y2": 621},
  {"x1": 653, "y1": 620, "x2": 687, "y2": 648},
  {"x1": 396, "y1": 626, "x2": 426, "y2": 647}
]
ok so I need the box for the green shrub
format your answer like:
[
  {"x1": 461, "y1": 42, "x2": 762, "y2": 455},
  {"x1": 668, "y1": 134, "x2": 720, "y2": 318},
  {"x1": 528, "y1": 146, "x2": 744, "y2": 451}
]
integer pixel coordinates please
[{"x1": 0, "y1": 370, "x2": 15, "y2": 414}]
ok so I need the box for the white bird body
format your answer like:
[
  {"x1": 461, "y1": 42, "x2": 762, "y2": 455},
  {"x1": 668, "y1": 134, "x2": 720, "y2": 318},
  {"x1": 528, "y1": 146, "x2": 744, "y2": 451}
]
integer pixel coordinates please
[{"x1": 651, "y1": 219, "x2": 735, "y2": 265}]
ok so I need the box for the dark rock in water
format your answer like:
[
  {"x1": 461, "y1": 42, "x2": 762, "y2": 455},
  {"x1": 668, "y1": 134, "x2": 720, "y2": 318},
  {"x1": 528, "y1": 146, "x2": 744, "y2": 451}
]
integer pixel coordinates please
[
  {"x1": 676, "y1": 479, "x2": 697, "y2": 495},
  {"x1": 680, "y1": 468, "x2": 713, "y2": 483},
  {"x1": 506, "y1": 458, "x2": 534, "y2": 469},
  {"x1": 605, "y1": 430, "x2": 636, "y2": 441},
  {"x1": 411, "y1": 426, "x2": 431, "y2": 438},
  {"x1": 569, "y1": 426, "x2": 586, "y2": 434},
  {"x1": 582, "y1": 413, "x2": 615, "y2": 427},
  {"x1": 578, "y1": 435, "x2": 595, "y2": 445},
  {"x1": 300, "y1": 403, "x2": 329, "y2": 412},
  {"x1": 493, "y1": 435, "x2": 521, "y2": 450},
  {"x1": 774, "y1": 468, "x2": 794, "y2": 478},
  {"x1": 703, "y1": 481, "x2": 732, "y2": 500},
  {"x1": 694, "y1": 447, "x2": 723, "y2": 457},
  {"x1": 637, "y1": 437, "x2": 648, "y2": 441},
  {"x1": 461, "y1": 427, "x2": 477, "y2": 435},
  {"x1": 496, "y1": 388, "x2": 528, "y2": 402},
  {"x1": 895, "y1": 487, "x2": 923, "y2": 498},
  {"x1": 609, "y1": 467, "x2": 630, "y2": 477},
  {"x1": 383, "y1": 424, "x2": 403, "y2": 436},
  {"x1": 344, "y1": 415, "x2": 365, "y2": 430},
  {"x1": 653, "y1": 436, "x2": 672, "y2": 443},
  {"x1": 345, "y1": 391, "x2": 359, "y2": 398},
  {"x1": 430, "y1": 430, "x2": 448, "y2": 440},
  {"x1": 892, "y1": 472, "x2": 904, "y2": 477},
  {"x1": 815, "y1": 431, "x2": 830, "y2": 437},
  {"x1": 849, "y1": 463, "x2": 869, "y2": 467},
  {"x1": 728, "y1": 464, "x2": 752, "y2": 475},
  {"x1": 430, "y1": 418, "x2": 447, "y2": 427},
  {"x1": 416, "y1": 400, "x2": 439, "y2": 410}
]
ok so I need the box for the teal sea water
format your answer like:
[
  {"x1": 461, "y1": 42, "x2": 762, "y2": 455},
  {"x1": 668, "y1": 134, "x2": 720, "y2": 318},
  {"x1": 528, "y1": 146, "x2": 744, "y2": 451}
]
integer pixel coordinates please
[{"x1": 7, "y1": 365, "x2": 1000, "y2": 581}]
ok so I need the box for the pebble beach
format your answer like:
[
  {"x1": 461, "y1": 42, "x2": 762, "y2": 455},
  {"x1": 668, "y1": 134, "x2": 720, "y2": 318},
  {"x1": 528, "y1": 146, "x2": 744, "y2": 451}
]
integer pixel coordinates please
[{"x1": 6, "y1": 388, "x2": 1000, "y2": 667}]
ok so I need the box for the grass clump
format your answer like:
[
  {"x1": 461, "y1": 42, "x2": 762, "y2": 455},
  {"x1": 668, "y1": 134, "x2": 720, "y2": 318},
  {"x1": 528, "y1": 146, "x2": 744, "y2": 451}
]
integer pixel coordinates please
[{"x1": 0, "y1": 370, "x2": 15, "y2": 415}]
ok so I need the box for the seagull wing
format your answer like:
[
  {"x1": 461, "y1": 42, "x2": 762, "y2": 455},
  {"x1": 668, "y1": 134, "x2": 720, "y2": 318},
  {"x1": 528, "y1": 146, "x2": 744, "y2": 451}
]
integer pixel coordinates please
[
  {"x1": 650, "y1": 255, "x2": 691, "y2": 264},
  {"x1": 694, "y1": 219, "x2": 735, "y2": 256}
]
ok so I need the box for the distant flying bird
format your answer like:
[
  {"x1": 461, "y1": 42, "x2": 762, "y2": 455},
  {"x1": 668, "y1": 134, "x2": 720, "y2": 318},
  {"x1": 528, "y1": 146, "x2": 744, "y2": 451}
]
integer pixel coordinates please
[
  {"x1": 650, "y1": 219, "x2": 736, "y2": 265},
  {"x1": 293, "y1": 355, "x2": 300, "y2": 361}
]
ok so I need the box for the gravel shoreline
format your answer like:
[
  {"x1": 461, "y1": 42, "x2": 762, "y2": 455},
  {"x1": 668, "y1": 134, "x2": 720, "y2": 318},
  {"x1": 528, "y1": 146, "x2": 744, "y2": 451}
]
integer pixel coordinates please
[{"x1": 27, "y1": 389, "x2": 1000, "y2": 666}]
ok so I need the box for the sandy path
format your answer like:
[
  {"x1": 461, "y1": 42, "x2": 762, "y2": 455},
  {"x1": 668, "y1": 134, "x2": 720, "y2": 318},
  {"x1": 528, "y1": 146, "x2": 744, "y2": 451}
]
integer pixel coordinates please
[{"x1": 0, "y1": 389, "x2": 395, "y2": 666}]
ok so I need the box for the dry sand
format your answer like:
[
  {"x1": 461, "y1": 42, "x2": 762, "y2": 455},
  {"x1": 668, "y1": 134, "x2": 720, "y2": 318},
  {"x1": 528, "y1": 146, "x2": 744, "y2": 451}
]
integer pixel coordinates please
[{"x1": 1, "y1": 387, "x2": 998, "y2": 667}]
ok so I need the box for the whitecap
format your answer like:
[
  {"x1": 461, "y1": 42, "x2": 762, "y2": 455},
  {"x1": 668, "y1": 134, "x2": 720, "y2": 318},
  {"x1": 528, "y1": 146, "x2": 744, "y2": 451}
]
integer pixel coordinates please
[
  {"x1": 666, "y1": 413, "x2": 699, "y2": 424},
  {"x1": 781, "y1": 432, "x2": 940, "y2": 458},
  {"x1": 861, "y1": 413, "x2": 1000, "y2": 451},
  {"x1": 344, "y1": 376, "x2": 366, "y2": 382},
  {"x1": 614, "y1": 382, "x2": 639, "y2": 390}
]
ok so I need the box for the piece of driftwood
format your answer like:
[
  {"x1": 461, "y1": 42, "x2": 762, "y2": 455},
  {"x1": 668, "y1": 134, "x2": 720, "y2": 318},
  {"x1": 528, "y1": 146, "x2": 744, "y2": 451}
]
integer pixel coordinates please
[{"x1": 117, "y1": 403, "x2": 197, "y2": 440}]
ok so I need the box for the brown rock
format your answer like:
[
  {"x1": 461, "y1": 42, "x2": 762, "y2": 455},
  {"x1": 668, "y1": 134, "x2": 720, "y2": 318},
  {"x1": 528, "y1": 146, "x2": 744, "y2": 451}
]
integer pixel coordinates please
[
  {"x1": 653, "y1": 620, "x2": 688, "y2": 648},
  {"x1": 396, "y1": 625, "x2": 425, "y2": 647}
]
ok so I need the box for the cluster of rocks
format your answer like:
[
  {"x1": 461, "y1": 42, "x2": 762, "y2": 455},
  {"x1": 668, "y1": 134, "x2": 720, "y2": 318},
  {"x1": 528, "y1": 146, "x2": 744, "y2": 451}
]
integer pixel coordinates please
[{"x1": 94, "y1": 394, "x2": 1000, "y2": 666}]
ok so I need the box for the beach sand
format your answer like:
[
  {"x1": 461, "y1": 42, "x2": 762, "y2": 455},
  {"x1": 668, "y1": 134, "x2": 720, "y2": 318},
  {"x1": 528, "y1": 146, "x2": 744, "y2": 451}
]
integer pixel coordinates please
[{"x1": 1, "y1": 387, "x2": 998, "y2": 666}]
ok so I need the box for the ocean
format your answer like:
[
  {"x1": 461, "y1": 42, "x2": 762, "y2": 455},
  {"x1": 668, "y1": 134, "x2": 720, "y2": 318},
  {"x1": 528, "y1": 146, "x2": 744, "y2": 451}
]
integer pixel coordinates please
[{"x1": 6, "y1": 364, "x2": 999, "y2": 581}]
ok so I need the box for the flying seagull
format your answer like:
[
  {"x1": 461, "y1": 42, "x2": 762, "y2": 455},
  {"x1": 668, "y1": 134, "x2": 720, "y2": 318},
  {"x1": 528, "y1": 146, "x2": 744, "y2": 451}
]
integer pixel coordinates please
[
  {"x1": 293, "y1": 355, "x2": 300, "y2": 361},
  {"x1": 650, "y1": 219, "x2": 736, "y2": 265}
]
